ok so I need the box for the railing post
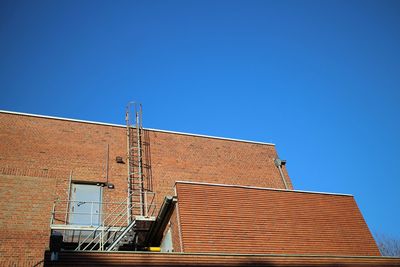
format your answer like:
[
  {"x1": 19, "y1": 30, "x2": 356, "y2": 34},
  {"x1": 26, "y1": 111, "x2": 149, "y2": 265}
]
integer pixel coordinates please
[
  {"x1": 50, "y1": 201, "x2": 56, "y2": 225},
  {"x1": 101, "y1": 202, "x2": 105, "y2": 251},
  {"x1": 90, "y1": 201, "x2": 93, "y2": 226},
  {"x1": 64, "y1": 171, "x2": 73, "y2": 225}
]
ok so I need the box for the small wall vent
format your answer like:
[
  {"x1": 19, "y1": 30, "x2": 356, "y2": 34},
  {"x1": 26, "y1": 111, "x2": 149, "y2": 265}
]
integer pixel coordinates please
[{"x1": 116, "y1": 156, "x2": 124, "y2": 163}]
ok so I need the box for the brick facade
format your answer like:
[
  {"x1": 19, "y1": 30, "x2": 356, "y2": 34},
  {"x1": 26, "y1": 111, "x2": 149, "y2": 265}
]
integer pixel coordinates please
[{"x1": 0, "y1": 111, "x2": 291, "y2": 266}]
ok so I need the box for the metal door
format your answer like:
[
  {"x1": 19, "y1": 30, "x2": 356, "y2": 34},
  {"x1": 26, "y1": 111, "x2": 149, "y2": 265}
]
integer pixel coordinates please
[{"x1": 69, "y1": 184, "x2": 102, "y2": 226}]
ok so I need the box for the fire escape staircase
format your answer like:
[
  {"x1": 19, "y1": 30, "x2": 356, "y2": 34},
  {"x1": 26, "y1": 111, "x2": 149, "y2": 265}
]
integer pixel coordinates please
[{"x1": 69, "y1": 102, "x2": 156, "y2": 252}]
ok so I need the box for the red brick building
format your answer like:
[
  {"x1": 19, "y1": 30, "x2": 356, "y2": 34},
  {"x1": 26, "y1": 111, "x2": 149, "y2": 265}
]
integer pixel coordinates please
[{"x1": 0, "y1": 109, "x2": 399, "y2": 266}]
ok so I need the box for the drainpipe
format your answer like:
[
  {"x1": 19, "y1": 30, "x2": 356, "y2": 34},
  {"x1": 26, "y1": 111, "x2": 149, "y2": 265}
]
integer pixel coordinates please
[{"x1": 274, "y1": 158, "x2": 289, "y2": 189}]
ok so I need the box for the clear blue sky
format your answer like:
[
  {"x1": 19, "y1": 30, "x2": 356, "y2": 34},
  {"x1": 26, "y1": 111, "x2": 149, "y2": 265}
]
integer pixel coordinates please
[{"x1": 1, "y1": 0, "x2": 399, "y2": 239}]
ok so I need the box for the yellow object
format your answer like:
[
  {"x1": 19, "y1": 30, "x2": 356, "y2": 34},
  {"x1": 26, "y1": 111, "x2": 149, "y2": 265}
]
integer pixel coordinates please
[{"x1": 148, "y1": 247, "x2": 161, "y2": 252}]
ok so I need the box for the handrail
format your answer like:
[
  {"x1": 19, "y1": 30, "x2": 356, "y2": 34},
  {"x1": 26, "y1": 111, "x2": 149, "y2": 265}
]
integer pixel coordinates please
[
  {"x1": 75, "y1": 199, "x2": 134, "y2": 250},
  {"x1": 51, "y1": 191, "x2": 156, "y2": 251},
  {"x1": 81, "y1": 202, "x2": 132, "y2": 251},
  {"x1": 51, "y1": 200, "x2": 127, "y2": 223},
  {"x1": 52, "y1": 201, "x2": 121, "y2": 226}
]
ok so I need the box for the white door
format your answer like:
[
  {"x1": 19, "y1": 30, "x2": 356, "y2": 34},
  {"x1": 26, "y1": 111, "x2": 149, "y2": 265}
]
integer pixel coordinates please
[{"x1": 69, "y1": 184, "x2": 102, "y2": 226}]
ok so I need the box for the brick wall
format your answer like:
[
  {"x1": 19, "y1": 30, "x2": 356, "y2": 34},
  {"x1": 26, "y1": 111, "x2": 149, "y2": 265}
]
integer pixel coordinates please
[
  {"x1": 0, "y1": 175, "x2": 55, "y2": 266},
  {"x1": 0, "y1": 111, "x2": 291, "y2": 265}
]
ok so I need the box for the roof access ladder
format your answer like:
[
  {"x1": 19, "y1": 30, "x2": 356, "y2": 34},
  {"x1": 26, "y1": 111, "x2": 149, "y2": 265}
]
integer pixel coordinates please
[
  {"x1": 126, "y1": 102, "x2": 148, "y2": 220},
  {"x1": 73, "y1": 102, "x2": 156, "y2": 252}
]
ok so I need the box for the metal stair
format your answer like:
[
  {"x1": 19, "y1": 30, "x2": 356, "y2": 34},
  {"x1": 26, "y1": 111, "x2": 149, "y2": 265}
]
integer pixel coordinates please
[{"x1": 106, "y1": 219, "x2": 137, "y2": 251}]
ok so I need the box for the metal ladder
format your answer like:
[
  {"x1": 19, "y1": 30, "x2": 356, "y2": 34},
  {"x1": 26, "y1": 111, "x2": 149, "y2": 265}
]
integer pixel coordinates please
[
  {"x1": 126, "y1": 102, "x2": 150, "y2": 219},
  {"x1": 74, "y1": 102, "x2": 155, "y2": 252}
]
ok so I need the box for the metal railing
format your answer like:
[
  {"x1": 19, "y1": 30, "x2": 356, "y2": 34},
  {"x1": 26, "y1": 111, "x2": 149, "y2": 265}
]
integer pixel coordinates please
[
  {"x1": 51, "y1": 200, "x2": 126, "y2": 227},
  {"x1": 50, "y1": 192, "x2": 156, "y2": 251},
  {"x1": 77, "y1": 201, "x2": 133, "y2": 251}
]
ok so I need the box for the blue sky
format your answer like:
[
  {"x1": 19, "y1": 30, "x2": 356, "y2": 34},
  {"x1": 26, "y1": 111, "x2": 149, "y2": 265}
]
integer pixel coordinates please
[{"x1": 1, "y1": 0, "x2": 399, "y2": 239}]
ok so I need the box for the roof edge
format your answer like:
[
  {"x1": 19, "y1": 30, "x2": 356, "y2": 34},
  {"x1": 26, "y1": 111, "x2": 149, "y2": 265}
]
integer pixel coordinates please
[
  {"x1": 0, "y1": 109, "x2": 275, "y2": 146},
  {"x1": 175, "y1": 180, "x2": 353, "y2": 197}
]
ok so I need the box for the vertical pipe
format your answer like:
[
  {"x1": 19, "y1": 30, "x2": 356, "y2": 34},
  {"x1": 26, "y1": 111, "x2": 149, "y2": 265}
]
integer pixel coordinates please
[
  {"x1": 105, "y1": 144, "x2": 109, "y2": 184},
  {"x1": 64, "y1": 171, "x2": 73, "y2": 225},
  {"x1": 277, "y1": 165, "x2": 289, "y2": 190},
  {"x1": 274, "y1": 158, "x2": 289, "y2": 190},
  {"x1": 144, "y1": 191, "x2": 148, "y2": 217},
  {"x1": 102, "y1": 144, "x2": 108, "y2": 231}
]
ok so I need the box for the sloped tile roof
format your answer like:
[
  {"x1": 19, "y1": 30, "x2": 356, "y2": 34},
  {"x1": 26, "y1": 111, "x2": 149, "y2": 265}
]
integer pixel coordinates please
[{"x1": 175, "y1": 181, "x2": 380, "y2": 256}]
